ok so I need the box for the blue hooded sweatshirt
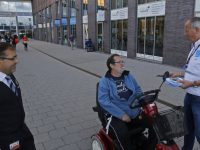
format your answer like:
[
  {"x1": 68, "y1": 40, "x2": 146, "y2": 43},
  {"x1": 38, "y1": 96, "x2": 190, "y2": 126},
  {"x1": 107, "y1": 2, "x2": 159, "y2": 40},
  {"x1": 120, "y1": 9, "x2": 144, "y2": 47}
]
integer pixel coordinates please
[{"x1": 98, "y1": 70, "x2": 143, "y2": 120}]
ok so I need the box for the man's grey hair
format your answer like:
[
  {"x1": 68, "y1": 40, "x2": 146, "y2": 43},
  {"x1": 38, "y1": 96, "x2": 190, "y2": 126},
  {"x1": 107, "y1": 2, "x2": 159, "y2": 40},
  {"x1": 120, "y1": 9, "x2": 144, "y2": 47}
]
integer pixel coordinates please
[{"x1": 189, "y1": 17, "x2": 200, "y2": 30}]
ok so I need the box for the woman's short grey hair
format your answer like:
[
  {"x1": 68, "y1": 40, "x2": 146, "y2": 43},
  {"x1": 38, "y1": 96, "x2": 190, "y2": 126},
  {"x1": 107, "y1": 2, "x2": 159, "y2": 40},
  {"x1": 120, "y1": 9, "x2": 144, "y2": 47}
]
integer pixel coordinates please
[{"x1": 189, "y1": 17, "x2": 200, "y2": 30}]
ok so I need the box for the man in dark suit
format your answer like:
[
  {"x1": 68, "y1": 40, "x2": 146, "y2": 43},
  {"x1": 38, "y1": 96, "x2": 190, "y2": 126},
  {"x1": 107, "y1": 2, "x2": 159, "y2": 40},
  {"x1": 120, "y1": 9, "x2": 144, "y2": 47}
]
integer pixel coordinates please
[
  {"x1": 4, "y1": 34, "x2": 10, "y2": 43},
  {"x1": 0, "y1": 42, "x2": 36, "y2": 150}
]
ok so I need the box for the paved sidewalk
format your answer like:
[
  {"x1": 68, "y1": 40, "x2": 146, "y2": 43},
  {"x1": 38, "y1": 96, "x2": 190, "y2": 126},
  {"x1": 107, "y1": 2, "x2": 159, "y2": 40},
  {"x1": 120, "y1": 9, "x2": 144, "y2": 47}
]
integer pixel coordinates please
[{"x1": 14, "y1": 41, "x2": 199, "y2": 150}]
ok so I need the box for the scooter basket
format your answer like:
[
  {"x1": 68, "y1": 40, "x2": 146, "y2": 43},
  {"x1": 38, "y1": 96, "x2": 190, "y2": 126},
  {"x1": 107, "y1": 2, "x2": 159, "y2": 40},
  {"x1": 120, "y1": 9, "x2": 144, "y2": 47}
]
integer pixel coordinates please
[{"x1": 151, "y1": 106, "x2": 188, "y2": 141}]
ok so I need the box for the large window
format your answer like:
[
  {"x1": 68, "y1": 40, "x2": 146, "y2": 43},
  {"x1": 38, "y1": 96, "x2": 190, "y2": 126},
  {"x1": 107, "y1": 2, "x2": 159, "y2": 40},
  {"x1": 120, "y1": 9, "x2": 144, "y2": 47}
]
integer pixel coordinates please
[
  {"x1": 111, "y1": 19, "x2": 128, "y2": 51},
  {"x1": 137, "y1": 16, "x2": 164, "y2": 61},
  {"x1": 62, "y1": 0, "x2": 67, "y2": 17},
  {"x1": 138, "y1": 0, "x2": 162, "y2": 4},
  {"x1": 83, "y1": 0, "x2": 88, "y2": 16},
  {"x1": 112, "y1": 0, "x2": 127, "y2": 10},
  {"x1": 70, "y1": 0, "x2": 76, "y2": 18},
  {"x1": 56, "y1": 2, "x2": 60, "y2": 19},
  {"x1": 97, "y1": 0, "x2": 104, "y2": 10}
]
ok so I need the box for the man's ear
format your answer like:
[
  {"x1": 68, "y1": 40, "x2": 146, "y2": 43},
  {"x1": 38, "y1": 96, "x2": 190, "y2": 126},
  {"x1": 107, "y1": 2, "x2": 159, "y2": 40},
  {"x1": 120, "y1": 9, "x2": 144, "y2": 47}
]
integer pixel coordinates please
[
  {"x1": 195, "y1": 27, "x2": 200, "y2": 33},
  {"x1": 110, "y1": 63, "x2": 114, "y2": 69}
]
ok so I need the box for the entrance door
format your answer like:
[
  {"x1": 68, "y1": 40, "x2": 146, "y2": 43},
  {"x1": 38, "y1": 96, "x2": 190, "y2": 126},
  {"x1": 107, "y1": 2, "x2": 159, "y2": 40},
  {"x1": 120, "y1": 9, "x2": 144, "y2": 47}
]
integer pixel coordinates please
[{"x1": 98, "y1": 23, "x2": 103, "y2": 52}]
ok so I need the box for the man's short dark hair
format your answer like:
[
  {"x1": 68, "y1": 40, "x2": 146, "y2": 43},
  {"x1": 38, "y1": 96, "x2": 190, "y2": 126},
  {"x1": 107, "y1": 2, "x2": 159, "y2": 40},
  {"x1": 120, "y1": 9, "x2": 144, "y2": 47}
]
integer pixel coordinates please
[
  {"x1": 107, "y1": 54, "x2": 120, "y2": 71},
  {"x1": 0, "y1": 42, "x2": 15, "y2": 57}
]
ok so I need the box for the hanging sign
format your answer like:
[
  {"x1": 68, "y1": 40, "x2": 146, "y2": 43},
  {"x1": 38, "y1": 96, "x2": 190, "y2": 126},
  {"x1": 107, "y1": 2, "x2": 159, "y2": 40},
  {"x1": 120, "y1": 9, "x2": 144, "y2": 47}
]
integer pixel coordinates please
[
  {"x1": 47, "y1": 23, "x2": 50, "y2": 28},
  {"x1": 62, "y1": 18, "x2": 67, "y2": 26},
  {"x1": 138, "y1": 1, "x2": 166, "y2": 17},
  {"x1": 55, "y1": 19, "x2": 60, "y2": 27},
  {"x1": 43, "y1": 23, "x2": 46, "y2": 28},
  {"x1": 97, "y1": 10, "x2": 105, "y2": 22},
  {"x1": 70, "y1": 18, "x2": 76, "y2": 25},
  {"x1": 38, "y1": 24, "x2": 42, "y2": 28},
  {"x1": 83, "y1": 15, "x2": 88, "y2": 23}
]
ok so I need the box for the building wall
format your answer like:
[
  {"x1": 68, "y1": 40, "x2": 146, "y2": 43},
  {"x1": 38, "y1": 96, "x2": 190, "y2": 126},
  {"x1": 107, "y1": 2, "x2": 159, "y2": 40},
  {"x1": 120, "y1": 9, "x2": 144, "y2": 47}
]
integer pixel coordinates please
[
  {"x1": 76, "y1": 0, "x2": 83, "y2": 48},
  {"x1": 162, "y1": 0, "x2": 195, "y2": 67},
  {"x1": 88, "y1": 0, "x2": 97, "y2": 51},
  {"x1": 104, "y1": 0, "x2": 111, "y2": 54},
  {"x1": 127, "y1": 0, "x2": 137, "y2": 59}
]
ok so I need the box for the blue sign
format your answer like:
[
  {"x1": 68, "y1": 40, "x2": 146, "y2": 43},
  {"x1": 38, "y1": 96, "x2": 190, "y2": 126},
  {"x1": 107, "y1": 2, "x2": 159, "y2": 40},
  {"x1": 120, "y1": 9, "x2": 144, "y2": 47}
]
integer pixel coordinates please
[
  {"x1": 55, "y1": 19, "x2": 60, "y2": 27},
  {"x1": 51, "y1": 22, "x2": 53, "y2": 27},
  {"x1": 70, "y1": 18, "x2": 76, "y2": 25},
  {"x1": 62, "y1": 18, "x2": 67, "y2": 26}
]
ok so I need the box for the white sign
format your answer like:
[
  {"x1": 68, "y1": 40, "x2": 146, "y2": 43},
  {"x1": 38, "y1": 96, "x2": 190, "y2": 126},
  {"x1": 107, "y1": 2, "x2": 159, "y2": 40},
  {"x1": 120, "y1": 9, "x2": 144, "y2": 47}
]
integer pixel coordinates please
[
  {"x1": 138, "y1": 1, "x2": 166, "y2": 17},
  {"x1": 97, "y1": 10, "x2": 105, "y2": 21},
  {"x1": 195, "y1": 0, "x2": 200, "y2": 12},
  {"x1": 111, "y1": 8, "x2": 128, "y2": 20},
  {"x1": 83, "y1": 15, "x2": 88, "y2": 24},
  {"x1": 43, "y1": 23, "x2": 46, "y2": 28},
  {"x1": 196, "y1": 13, "x2": 200, "y2": 17},
  {"x1": 38, "y1": 24, "x2": 42, "y2": 28},
  {"x1": 34, "y1": 25, "x2": 37, "y2": 29},
  {"x1": 47, "y1": 23, "x2": 50, "y2": 28}
]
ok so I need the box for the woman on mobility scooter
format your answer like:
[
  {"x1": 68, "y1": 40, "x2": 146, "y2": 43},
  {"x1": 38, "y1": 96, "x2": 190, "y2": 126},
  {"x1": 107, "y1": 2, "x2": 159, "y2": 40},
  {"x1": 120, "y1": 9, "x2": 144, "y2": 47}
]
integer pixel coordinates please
[
  {"x1": 96, "y1": 54, "x2": 158, "y2": 150},
  {"x1": 22, "y1": 35, "x2": 28, "y2": 51}
]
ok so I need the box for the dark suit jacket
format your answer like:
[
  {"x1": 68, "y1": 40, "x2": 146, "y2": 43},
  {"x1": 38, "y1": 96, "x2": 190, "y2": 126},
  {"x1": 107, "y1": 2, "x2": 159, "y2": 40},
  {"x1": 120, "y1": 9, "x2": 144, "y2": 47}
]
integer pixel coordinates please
[{"x1": 0, "y1": 74, "x2": 29, "y2": 140}]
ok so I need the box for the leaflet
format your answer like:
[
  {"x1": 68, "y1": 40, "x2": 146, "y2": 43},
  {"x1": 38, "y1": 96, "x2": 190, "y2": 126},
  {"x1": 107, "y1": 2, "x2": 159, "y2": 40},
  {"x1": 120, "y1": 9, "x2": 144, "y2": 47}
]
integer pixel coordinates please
[{"x1": 165, "y1": 78, "x2": 183, "y2": 87}]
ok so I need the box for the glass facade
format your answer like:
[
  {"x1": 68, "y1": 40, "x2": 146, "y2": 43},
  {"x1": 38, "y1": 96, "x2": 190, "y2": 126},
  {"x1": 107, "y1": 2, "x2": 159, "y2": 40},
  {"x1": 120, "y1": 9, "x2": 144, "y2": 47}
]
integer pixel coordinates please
[
  {"x1": 138, "y1": 0, "x2": 162, "y2": 4},
  {"x1": 70, "y1": 0, "x2": 76, "y2": 18},
  {"x1": 70, "y1": 24, "x2": 76, "y2": 46},
  {"x1": 0, "y1": 1, "x2": 33, "y2": 39},
  {"x1": 112, "y1": 0, "x2": 128, "y2": 9},
  {"x1": 111, "y1": 19, "x2": 128, "y2": 51},
  {"x1": 137, "y1": 16, "x2": 164, "y2": 61}
]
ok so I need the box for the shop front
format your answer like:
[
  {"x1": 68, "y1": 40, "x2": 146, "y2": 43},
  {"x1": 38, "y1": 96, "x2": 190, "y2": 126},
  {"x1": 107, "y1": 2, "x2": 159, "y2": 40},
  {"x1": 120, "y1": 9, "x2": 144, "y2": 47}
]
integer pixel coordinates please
[{"x1": 137, "y1": 1, "x2": 165, "y2": 61}]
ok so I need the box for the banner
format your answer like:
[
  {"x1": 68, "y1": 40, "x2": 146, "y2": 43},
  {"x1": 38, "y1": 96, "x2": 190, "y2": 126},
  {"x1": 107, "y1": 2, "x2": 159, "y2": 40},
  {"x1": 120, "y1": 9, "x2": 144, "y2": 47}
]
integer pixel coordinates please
[
  {"x1": 70, "y1": 18, "x2": 76, "y2": 25},
  {"x1": 83, "y1": 15, "x2": 88, "y2": 24},
  {"x1": 138, "y1": 1, "x2": 166, "y2": 17},
  {"x1": 47, "y1": 23, "x2": 50, "y2": 28},
  {"x1": 38, "y1": 24, "x2": 42, "y2": 28},
  {"x1": 111, "y1": 8, "x2": 128, "y2": 20},
  {"x1": 43, "y1": 23, "x2": 46, "y2": 28}
]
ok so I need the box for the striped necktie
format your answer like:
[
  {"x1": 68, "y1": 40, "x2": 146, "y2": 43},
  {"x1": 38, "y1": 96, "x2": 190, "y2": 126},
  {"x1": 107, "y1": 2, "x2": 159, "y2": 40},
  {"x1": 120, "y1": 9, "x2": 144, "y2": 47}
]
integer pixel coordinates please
[{"x1": 5, "y1": 75, "x2": 18, "y2": 96}]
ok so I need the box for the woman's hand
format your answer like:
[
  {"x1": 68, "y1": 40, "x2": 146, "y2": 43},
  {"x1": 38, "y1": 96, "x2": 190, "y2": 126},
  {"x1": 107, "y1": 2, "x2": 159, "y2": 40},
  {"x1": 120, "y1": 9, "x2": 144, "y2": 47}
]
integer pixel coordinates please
[{"x1": 122, "y1": 113, "x2": 131, "y2": 123}]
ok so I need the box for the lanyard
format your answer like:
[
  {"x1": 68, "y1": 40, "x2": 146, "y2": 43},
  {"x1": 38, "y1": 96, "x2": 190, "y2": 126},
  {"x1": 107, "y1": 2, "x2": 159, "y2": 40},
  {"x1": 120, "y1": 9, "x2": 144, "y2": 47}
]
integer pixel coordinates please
[{"x1": 183, "y1": 44, "x2": 200, "y2": 69}]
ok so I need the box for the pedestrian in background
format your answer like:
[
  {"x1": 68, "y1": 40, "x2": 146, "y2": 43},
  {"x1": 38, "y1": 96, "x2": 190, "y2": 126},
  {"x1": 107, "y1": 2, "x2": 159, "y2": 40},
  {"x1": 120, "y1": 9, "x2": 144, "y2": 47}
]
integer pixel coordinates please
[
  {"x1": 10, "y1": 34, "x2": 17, "y2": 49},
  {"x1": 0, "y1": 42, "x2": 36, "y2": 150},
  {"x1": 170, "y1": 17, "x2": 200, "y2": 150},
  {"x1": 68, "y1": 34, "x2": 74, "y2": 50},
  {"x1": 4, "y1": 34, "x2": 10, "y2": 43}
]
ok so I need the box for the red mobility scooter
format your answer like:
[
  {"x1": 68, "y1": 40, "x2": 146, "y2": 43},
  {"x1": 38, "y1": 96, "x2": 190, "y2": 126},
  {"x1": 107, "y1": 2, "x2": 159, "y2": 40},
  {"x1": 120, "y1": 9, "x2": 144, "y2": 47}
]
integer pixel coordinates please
[{"x1": 92, "y1": 71, "x2": 188, "y2": 150}]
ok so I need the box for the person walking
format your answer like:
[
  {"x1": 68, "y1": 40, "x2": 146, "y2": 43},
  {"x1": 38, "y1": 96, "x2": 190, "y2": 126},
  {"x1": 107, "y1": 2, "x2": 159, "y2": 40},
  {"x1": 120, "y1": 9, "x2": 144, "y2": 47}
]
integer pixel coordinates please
[
  {"x1": 10, "y1": 34, "x2": 17, "y2": 49},
  {"x1": 169, "y1": 17, "x2": 200, "y2": 150},
  {"x1": 0, "y1": 42, "x2": 36, "y2": 150},
  {"x1": 68, "y1": 34, "x2": 74, "y2": 50},
  {"x1": 22, "y1": 35, "x2": 28, "y2": 51}
]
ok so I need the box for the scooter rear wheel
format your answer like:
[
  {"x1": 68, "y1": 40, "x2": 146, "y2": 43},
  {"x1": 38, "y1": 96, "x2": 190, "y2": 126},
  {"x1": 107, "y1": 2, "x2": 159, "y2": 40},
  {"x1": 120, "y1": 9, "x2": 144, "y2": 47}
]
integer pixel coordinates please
[{"x1": 91, "y1": 136, "x2": 105, "y2": 150}]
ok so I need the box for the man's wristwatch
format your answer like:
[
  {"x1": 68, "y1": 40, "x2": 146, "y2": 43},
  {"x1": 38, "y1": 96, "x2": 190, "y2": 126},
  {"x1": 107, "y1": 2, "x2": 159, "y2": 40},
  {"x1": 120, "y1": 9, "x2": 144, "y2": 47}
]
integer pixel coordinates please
[{"x1": 193, "y1": 81, "x2": 198, "y2": 88}]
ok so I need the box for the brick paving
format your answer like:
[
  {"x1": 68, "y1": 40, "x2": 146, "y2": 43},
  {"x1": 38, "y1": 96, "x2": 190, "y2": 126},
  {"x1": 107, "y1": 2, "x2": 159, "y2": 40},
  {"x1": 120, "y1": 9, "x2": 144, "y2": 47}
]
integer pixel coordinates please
[{"x1": 13, "y1": 41, "x2": 200, "y2": 150}]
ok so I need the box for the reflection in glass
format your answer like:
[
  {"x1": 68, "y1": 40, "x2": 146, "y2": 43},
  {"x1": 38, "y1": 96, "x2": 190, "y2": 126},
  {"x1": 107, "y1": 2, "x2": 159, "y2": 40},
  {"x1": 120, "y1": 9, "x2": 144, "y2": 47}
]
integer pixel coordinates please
[
  {"x1": 117, "y1": 0, "x2": 122, "y2": 8},
  {"x1": 46, "y1": 8, "x2": 49, "y2": 23},
  {"x1": 1, "y1": 1, "x2": 9, "y2": 12},
  {"x1": 9, "y1": 2, "x2": 16, "y2": 12},
  {"x1": 116, "y1": 20, "x2": 122, "y2": 50},
  {"x1": 155, "y1": 16, "x2": 164, "y2": 57},
  {"x1": 111, "y1": 21, "x2": 117, "y2": 49},
  {"x1": 137, "y1": 18, "x2": 145, "y2": 54},
  {"x1": 112, "y1": 0, "x2": 116, "y2": 9},
  {"x1": 123, "y1": 19, "x2": 128, "y2": 51},
  {"x1": 23, "y1": 2, "x2": 32, "y2": 12},
  {"x1": 63, "y1": 26, "x2": 68, "y2": 45},
  {"x1": 62, "y1": 2, "x2": 67, "y2": 17},
  {"x1": 123, "y1": 0, "x2": 128, "y2": 7},
  {"x1": 98, "y1": 23, "x2": 103, "y2": 51},
  {"x1": 145, "y1": 17, "x2": 154, "y2": 56},
  {"x1": 138, "y1": 0, "x2": 146, "y2": 4},
  {"x1": 16, "y1": 2, "x2": 23, "y2": 12}
]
